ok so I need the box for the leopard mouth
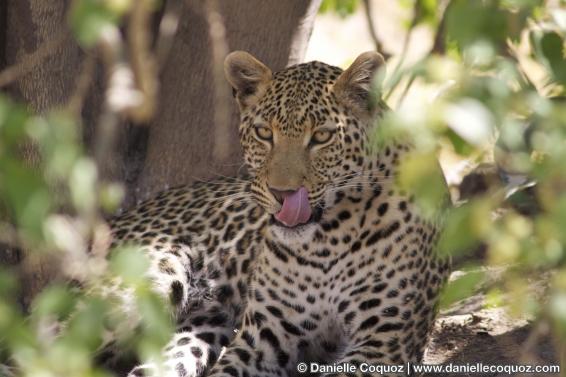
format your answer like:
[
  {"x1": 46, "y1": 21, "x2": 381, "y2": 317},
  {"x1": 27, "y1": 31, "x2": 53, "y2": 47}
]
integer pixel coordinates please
[
  {"x1": 269, "y1": 206, "x2": 323, "y2": 229},
  {"x1": 267, "y1": 186, "x2": 324, "y2": 229}
]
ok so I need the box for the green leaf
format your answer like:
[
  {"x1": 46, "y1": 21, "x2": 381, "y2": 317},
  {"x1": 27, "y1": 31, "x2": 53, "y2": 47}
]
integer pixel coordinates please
[
  {"x1": 446, "y1": 0, "x2": 508, "y2": 51},
  {"x1": 438, "y1": 203, "x2": 487, "y2": 256},
  {"x1": 444, "y1": 128, "x2": 475, "y2": 156},
  {"x1": 0, "y1": 97, "x2": 29, "y2": 150},
  {"x1": 136, "y1": 288, "x2": 173, "y2": 349},
  {"x1": 99, "y1": 182, "x2": 125, "y2": 214},
  {"x1": 69, "y1": 158, "x2": 98, "y2": 214},
  {"x1": 0, "y1": 270, "x2": 17, "y2": 298},
  {"x1": 415, "y1": 0, "x2": 439, "y2": 26},
  {"x1": 440, "y1": 269, "x2": 486, "y2": 308},
  {"x1": 70, "y1": 0, "x2": 121, "y2": 47},
  {"x1": 66, "y1": 298, "x2": 108, "y2": 351},
  {"x1": 550, "y1": 291, "x2": 566, "y2": 338},
  {"x1": 501, "y1": 0, "x2": 542, "y2": 9},
  {"x1": 110, "y1": 247, "x2": 150, "y2": 285},
  {"x1": 0, "y1": 160, "x2": 52, "y2": 241},
  {"x1": 26, "y1": 113, "x2": 83, "y2": 181},
  {"x1": 319, "y1": 0, "x2": 359, "y2": 18},
  {"x1": 540, "y1": 31, "x2": 566, "y2": 85},
  {"x1": 32, "y1": 285, "x2": 77, "y2": 321},
  {"x1": 398, "y1": 151, "x2": 449, "y2": 218}
]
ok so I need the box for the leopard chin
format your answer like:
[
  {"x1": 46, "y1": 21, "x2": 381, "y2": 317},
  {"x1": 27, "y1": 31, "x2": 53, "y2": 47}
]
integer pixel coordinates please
[
  {"x1": 269, "y1": 206, "x2": 323, "y2": 228},
  {"x1": 268, "y1": 220, "x2": 318, "y2": 244}
]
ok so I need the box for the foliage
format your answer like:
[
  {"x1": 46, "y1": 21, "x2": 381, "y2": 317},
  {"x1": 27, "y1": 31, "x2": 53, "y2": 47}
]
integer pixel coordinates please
[
  {"x1": 0, "y1": 102, "x2": 172, "y2": 377},
  {"x1": 0, "y1": 1, "x2": 171, "y2": 376},
  {"x1": 0, "y1": 0, "x2": 565, "y2": 375},
  {"x1": 319, "y1": 0, "x2": 360, "y2": 18},
  {"x1": 374, "y1": 0, "x2": 566, "y2": 344}
]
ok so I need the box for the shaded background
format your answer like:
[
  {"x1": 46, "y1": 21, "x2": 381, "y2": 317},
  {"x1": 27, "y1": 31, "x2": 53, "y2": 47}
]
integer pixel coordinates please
[
  {"x1": 1, "y1": 0, "x2": 321, "y2": 206},
  {"x1": 1, "y1": 1, "x2": 565, "y2": 375}
]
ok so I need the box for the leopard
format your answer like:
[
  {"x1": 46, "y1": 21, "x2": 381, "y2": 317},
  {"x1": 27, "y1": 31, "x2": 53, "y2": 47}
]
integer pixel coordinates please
[{"x1": 114, "y1": 51, "x2": 450, "y2": 377}]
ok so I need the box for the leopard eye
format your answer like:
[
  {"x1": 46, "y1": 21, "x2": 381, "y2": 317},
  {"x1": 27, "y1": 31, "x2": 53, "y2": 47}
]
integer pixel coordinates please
[
  {"x1": 254, "y1": 125, "x2": 273, "y2": 141},
  {"x1": 311, "y1": 129, "x2": 334, "y2": 145}
]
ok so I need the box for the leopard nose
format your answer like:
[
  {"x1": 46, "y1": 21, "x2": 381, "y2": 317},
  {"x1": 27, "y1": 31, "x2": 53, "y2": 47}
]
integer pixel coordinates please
[
  {"x1": 268, "y1": 187, "x2": 298, "y2": 204},
  {"x1": 266, "y1": 166, "x2": 306, "y2": 196}
]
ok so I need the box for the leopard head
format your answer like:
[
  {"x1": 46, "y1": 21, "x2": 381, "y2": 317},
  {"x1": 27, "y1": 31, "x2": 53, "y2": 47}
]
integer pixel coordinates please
[{"x1": 224, "y1": 51, "x2": 385, "y2": 231}]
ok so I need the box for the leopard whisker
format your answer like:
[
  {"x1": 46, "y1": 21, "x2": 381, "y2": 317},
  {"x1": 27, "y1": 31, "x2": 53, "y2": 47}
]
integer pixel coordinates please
[
  {"x1": 328, "y1": 180, "x2": 395, "y2": 190},
  {"x1": 190, "y1": 176, "x2": 251, "y2": 186},
  {"x1": 206, "y1": 171, "x2": 252, "y2": 183}
]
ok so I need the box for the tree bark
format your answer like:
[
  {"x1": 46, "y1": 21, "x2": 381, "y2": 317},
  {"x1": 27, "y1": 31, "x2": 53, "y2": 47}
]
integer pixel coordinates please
[
  {"x1": 136, "y1": 0, "x2": 321, "y2": 201},
  {"x1": 1, "y1": 0, "x2": 321, "y2": 204},
  {"x1": 1, "y1": 0, "x2": 87, "y2": 307},
  {"x1": 0, "y1": 0, "x2": 321, "y2": 301}
]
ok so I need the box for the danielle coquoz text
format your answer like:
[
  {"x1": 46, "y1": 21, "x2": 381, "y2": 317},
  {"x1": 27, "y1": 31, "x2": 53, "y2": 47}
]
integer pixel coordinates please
[{"x1": 296, "y1": 362, "x2": 560, "y2": 375}]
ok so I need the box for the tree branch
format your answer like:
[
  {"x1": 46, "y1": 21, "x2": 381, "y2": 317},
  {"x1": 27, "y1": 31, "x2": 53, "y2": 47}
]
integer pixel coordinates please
[
  {"x1": 128, "y1": 0, "x2": 158, "y2": 122},
  {"x1": 0, "y1": 28, "x2": 68, "y2": 88},
  {"x1": 362, "y1": 0, "x2": 391, "y2": 60},
  {"x1": 155, "y1": 0, "x2": 183, "y2": 73},
  {"x1": 204, "y1": 0, "x2": 232, "y2": 162},
  {"x1": 431, "y1": 0, "x2": 452, "y2": 55},
  {"x1": 384, "y1": 1, "x2": 420, "y2": 101}
]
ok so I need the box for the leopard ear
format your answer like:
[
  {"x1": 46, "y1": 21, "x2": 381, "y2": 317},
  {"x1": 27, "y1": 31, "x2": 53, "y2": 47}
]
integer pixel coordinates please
[
  {"x1": 334, "y1": 51, "x2": 385, "y2": 116},
  {"x1": 224, "y1": 51, "x2": 272, "y2": 111}
]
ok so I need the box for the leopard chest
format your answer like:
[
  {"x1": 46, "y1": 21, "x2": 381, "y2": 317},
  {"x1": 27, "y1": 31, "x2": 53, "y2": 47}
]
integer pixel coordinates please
[{"x1": 248, "y1": 190, "x2": 441, "y2": 338}]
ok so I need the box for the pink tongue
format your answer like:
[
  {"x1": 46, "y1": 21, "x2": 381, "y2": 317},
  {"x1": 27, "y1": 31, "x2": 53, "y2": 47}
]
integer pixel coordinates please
[{"x1": 275, "y1": 187, "x2": 312, "y2": 227}]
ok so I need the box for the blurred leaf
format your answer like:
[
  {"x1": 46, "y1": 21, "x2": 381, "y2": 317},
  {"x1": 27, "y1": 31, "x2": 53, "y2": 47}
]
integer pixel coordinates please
[
  {"x1": 540, "y1": 31, "x2": 566, "y2": 85},
  {"x1": 415, "y1": 0, "x2": 439, "y2": 26},
  {"x1": 27, "y1": 113, "x2": 83, "y2": 181},
  {"x1": 485, "y1": 288, "x2": 505, "y2": 308},
  {"x1": 489, "y1": 232, "x2": 521, "y2": 265},
  {"x1": 32, "y1": 285, "x2": 77, "y2": 321},
  {"x1": 444, "y1": 128, "x2": 475, "y2": 155},
  {"x1": 99, "y1": 182, "x2": 125, "y2": 214},
  {"x1": 0, "y1": 161, "x2": 51, "y2": 241},
  {"x1": 446, "y1": 0, "x2": 508, "y2": 50},
  {"x1": 0, "y1": 97, "x2": 28, "y2": 150},
  {"x1": 0, "y1": 299, "x2": 15, "y2": 331},
  {"x1": 551, "y1": 8, "x2": 566, "y2": 32},
  {"x1": 438, "y1": 202, "x2": 490, "y2": 256},
  {"x1": 0, "y1": 305, "x2": 36, "y2": 350},
  {"x1": 550, "y1": 289, "x2": 566, "y2": 338},
  {"x1": 0, "y1": 271, "x2": 17, "y2": 298},
  {"x1": 69, "y1": 158, "x2": 98, "y2": 214},
  {"x1": 502, "y1": 0, "x2": 541, "y2": 41},
  {"x1": 43, "y1": 340, "x2": 92, "y2": 376},
  {"x1": 440, "y1": 269, "x2": 486, "y2": 308},
  {"x1": 135, "y1": 288, "x2": 173, "y2": 354},
  {"x1": 398, "y1": 151, "x2": 449, "y2": 217},
  {"x1": 70, "y1": 0, "x2": 121, "y2": 46},
  {"x1": 104, "y1": 0, "x2": 134, "y2": 15},
  {"x1": 547, "y1": 196, "x2": 566, "y2": 245},
  {"x1": 319, "y1": 0, "x2": 360, "y2": 17},
  {"x1": 110, "y1": 247, "x2": 150, "y2": 285},
  {"x1": 501, "y1": 0, "x2": 543, "y2": 9},
  {"x1": 65, "y1": 298, "x2": 107, "y2": 351}
]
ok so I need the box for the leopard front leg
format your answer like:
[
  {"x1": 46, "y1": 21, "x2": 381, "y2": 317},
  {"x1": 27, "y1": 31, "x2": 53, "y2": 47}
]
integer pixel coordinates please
[
  {"x1": 321, "y1": 328, "x2": 416, "y2": 377},
  {"x1": 128, "y1": 298, "x2": 243, "y2": 377},
  {"x1": 207, "y1": 310, "x2": 298, "y2": 377},
  {"x1": 323, "y1": 291, "x2": 439, "y2": 377},
  {"x1": 324, "y1": 338, "x2": 409, "y2": 377},
  {"x1": 126, "y1": 246, "x2": 250, "y2": 377}
]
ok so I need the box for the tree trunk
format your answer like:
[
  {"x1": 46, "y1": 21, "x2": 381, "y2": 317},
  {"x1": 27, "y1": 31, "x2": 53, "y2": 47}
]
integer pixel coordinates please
[
  {"x1": 1, "y1": 0, "x2": 89, "y2": 308},
  {"x1": 136, "y1": 0, "x2": 321, "y2": 201},
  {"x1": 0, "y1": 0, "x2": 320, "y2": 302}
]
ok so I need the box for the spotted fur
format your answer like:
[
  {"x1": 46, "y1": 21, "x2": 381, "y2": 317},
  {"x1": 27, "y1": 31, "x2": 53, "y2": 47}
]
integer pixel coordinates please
[{"x1": 120, "y1": 51, "x2": 450, "y2": 377}]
